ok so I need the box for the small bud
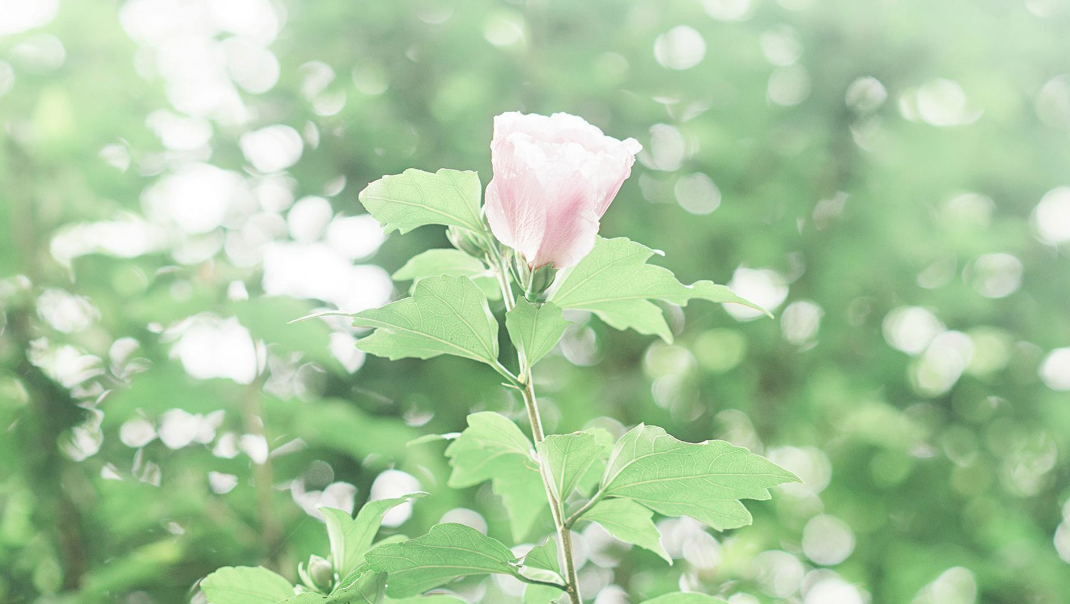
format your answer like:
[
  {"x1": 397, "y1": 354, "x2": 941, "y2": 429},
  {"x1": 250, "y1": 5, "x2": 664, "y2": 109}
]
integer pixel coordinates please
[
  {"x1": 514, "y1": 257, "x2": 558, "y2": 301},
  {"x1": 446, "y1": 226, "x2": 486, "y2": 257},
  {"x1": 527, "y1": 265, "x2": 558, "y2": 300},
  {"x1": 299, "y1": 554, "x2": 334, "y2": 593}
]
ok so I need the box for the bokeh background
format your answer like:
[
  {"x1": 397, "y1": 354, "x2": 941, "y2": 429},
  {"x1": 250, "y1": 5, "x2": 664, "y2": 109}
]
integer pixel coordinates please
[{"x1": 3, "y1": 0, "x2": 1070, "y2": 603}]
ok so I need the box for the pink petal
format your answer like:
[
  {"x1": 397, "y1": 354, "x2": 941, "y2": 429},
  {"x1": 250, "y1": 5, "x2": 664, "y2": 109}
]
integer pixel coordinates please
[{"x1": 487, "y1": 112, "x2": 642, "y2": 268}]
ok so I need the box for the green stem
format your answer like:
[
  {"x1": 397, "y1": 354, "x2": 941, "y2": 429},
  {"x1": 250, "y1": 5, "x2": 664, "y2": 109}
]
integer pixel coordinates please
[
  {"x1": 520, "y1": 379, "x2": 583, "y2": 604},
  {"x1": 564, "y1": 490, "x2": 604, "y2": 529},
  {"x1": 490, "y1": 246, "x2": 583, "y2": 604}
]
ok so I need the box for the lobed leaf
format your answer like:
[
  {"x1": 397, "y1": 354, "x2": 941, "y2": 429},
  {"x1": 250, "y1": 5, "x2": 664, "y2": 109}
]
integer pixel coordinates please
[
  {"x1": 200, "y1": 566, "x2": 294, "y2": 604},
  {"x1": 322, "y1": 493, "x2": 426, "y2": 578},
  {"x1": 358, "y1": 169, "x2": 483, "y2": 234},
  {"x1": 601, "y1": 424, "x2": 799, "y2": 531},
  {"x1": 505, "y1": 299, "x2": 570, "y2": 367},
  {"x1": 548, "y1": 237, "x2": 770, "y2": 342},
  {"x1": 352, "y1": 275, "x2": 499, "y2": 367},
  {"x1": 365, "y1": 523, "x2": 518, "y2": 597},
  {"x1": 537, "y1": 432, "x2": 604, "y2": 502},
  {"x1": 583, "y1": 499, "x2": 671, "y2": 564},
  {"x1": 444, "y1": 412, "x2": 546, "y2": 541}
]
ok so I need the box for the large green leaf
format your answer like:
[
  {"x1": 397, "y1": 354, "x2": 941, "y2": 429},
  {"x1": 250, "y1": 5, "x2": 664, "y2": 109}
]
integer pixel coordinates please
[
  {"x1": 358, "y1": 169, "x2": 484, "y2": 234},
  {"x1": 640, "y1": 593, "x2": 729, "y2": 604},
  {"x1": 444, "y1": 412, "x2": 547, "y2": 541},
  {"x1": 322, "y1": 493, "x2": 426, "y2": 578},
  {"x1": 391, "y1": 249, "x2": 500, "y2": 300},
  {"x1": 200, "y1": 566, "x2": 294, "y2": 604},
  {"x1": 444, "y1": 412, "x2": 533, "y2": 484},
  {"x1": 547, "y1": 237, "x2": 769, "y2": 342},
  {"x1": 537, "y1": 432, "x2": 604, "y2": 502},
  {"x1": 600, "y1": 425, "x2": 799, "y2": 530},
  {"x1": 364, "y1": 523, "x2": 518, "y2": 597},
  {"x1": 506, "y1": 300, "x2": 570, "y2": 367},
  {"x1": 352, "y1": 275, "x2": 499, "y2": 366},
  {"x1": 493, "y1": 469, "x2": 550, "y2": 542},
  {"x1": 583, "y1": 499, "x2": 671, "y2": 564}
]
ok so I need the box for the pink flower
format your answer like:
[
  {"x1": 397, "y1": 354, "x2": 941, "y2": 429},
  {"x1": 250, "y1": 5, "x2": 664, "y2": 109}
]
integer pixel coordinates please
[{"x1": 484, "y1": 112, "x2": 642, "y2": 269}]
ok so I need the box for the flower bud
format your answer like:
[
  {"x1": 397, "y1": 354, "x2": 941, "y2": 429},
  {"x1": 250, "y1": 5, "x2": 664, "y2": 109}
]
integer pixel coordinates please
[
  {"x1": 527, "y1": 265, "x2": 558, "y2": 300},
  {"x1": 446, "y1": 225, "x2": 487, "y2": 258},
  {"x1": 298, "y1": 554, "x2": 334, "y2": 593},
  {"x1": 515, "y1": 256, "x2": 558, "y2": 301}
]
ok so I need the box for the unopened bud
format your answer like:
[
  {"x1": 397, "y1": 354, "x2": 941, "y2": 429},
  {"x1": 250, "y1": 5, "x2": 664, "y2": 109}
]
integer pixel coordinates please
[
  {"x1": 514, "y1": 257, "x2": 558, "y2": 301},
  {"x1": 299, "y1": 555, "x2": 334, "y2": 592},
  {"x1": 446, "y1": 226, "x2": 486, "y2": 257},
  {"x1": 527, "y1": 265, "x2": 558, "y2": 299}
]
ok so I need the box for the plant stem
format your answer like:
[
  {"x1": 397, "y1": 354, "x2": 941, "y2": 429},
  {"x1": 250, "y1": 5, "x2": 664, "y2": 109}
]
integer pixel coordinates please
[
  {"x1": 489, "y1": 247, "x2": 583, "y2": 604},
  {"x1": 520, "y1": 378, "x2": 583, "y2": 604},
  {"x1": 564, "y1": 490, "x2": 603, "y2": 529}
]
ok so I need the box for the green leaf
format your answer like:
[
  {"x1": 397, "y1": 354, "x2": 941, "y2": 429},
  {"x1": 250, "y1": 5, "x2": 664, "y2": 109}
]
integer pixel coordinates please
[
  {"x1": 575, "y1": 428, "x2": 616, "y2": 496},
  {"x1": 358, "y1": 169, "x2": 484, "y2": 234},
  {"x1": 365, "y1": 523, "x2": 518, "y2": 597},
  {"x1": 495, "y1": 469, "x2": 551, "y2": 542},
  {"x1": 386, "y1": 597, "x2": 468, "y2": 604},
  {"x1": 322, "y1": 493, "x2": 426, "y2": 578},
  {"x1": 537, "y1": 432, "x2": 604, "y2": 502},
  {"x1": 525, "y1": 584, "x2": 564, "y2": 604},
  {"x1": 278, "y1": 595, "x2": 328, "y2": 604},
  {"x1": 444, "y1": 412, "x2": 533, "y2": 484},
  {"x1": 352, "y1": 275, "x2": 499, "y2": 366},
  {"x1": 521, "y1": 538, "x2": 560, "y2": 575},
  {"x1": 506, "y1": 300, "x2": 570, "y2": 367},
  {"x1": 276, "y1": 570, "x2": 385, "y2": 604},
  {"x1": 548, "y1": 237, "x2": 770, "y2": 342},
  {"x1": 367, "y1": 534, "x2": 409, "y2": 550},
  {"x1": 200, "y1": 566, "x2": 294, "y2": 604},
  {"x1": 392, "y1": 249, "x2": 486, "y2": 281},
  {"x1": 392, "y1": 249, "x2": 500, "y2": 301},
  {"x1": 328, "y1": 569, "x2": 387, "y2": 604},
  {"x1": 444, "y1": 412, "x2": 547, "y2": 541},
  {"x1": 518, "y1": 538, "x2": 564, "y2": 586},
  {"x1": 583, "y1": 499, "x2": 671, "y2": 564},
  {"x1": 640, "y1": 593, "x2": 729, "y2": 604},
  {"x1": 601, "y1": 424, "x2": 799, "y2": 530}
]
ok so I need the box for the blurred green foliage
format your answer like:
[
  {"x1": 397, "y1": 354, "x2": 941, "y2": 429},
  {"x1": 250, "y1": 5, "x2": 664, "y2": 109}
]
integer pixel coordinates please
[{"x1": 1, "y1": 0, "x2": 1069, "y2": 603}]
